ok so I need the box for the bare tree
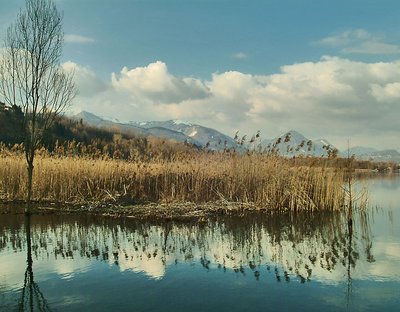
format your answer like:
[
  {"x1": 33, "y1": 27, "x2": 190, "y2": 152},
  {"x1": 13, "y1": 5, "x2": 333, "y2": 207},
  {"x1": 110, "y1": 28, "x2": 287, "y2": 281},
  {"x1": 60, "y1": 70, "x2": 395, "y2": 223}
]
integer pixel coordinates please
[{"x1": 0, "y1": 0, "x2": 76, "y2": 215}]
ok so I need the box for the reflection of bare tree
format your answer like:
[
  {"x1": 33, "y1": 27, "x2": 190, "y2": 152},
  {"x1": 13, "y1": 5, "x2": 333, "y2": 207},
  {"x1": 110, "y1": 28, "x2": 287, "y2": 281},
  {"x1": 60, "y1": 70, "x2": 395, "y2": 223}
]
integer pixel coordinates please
[
  {"x1": 19, "y1": 215, "x2": 51, "y2": 312},
  {"x1": 346, "y1": 207, "x2": 353, "y2": 308}
]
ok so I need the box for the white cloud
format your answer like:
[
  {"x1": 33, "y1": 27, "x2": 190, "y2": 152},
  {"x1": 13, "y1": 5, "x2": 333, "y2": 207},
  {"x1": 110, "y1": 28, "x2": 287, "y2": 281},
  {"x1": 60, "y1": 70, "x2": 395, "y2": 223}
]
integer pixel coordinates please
[
  {"x1": 318, "y1": 29, "x2": 400, "y2": 55},
  {"x1": 232, "y1": 52, "x2": 248, "y2": 60},
  {"x1": 370, "y1": 82, "x2": 400, "y2": 102},
  {"x1": 343, "y1": 41, "x2": 400, "y2": 55},
  {"x1": 62, "y1": 61, "x2": 108, "y2": 97},
  {"x1": 65, "y1": 34, "x2": 95, "y2": 44},
  {"x1": 319, "y1": 29, "x2": 370, "y2": 46},
  {"x1": 111, "y1": 61, "x2": 210, "y2": 104},
  {"x1": 209, "y1": 71, "x2": 254, "y2": 101},
  {"x1": 242, "y1": 56, "x2": 400, "y2": 145},
  {"x1": 68, "y1": 58, "x2": 400, "y2": 150}
]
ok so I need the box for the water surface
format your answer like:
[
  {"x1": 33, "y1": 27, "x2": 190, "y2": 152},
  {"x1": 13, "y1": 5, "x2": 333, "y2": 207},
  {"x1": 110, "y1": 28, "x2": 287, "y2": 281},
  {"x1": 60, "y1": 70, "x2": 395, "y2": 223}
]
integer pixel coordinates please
[{"x1": 0, "y1": 175, "x2": 399, "y2": 311}]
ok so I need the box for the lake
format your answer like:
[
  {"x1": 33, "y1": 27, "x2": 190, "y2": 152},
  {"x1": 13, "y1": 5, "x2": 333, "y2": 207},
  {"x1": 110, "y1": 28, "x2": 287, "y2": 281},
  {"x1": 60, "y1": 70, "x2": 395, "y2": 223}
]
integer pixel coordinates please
[{"x1": 1, "y1": 175, "x2": 399, "y2": 311}]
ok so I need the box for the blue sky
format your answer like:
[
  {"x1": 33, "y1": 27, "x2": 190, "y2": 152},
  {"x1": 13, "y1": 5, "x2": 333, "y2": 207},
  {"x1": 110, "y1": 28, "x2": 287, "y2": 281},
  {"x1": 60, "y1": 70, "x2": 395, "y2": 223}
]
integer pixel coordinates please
[{"x1": 1, "y1": 0, "x2": 400, "y2": 150}]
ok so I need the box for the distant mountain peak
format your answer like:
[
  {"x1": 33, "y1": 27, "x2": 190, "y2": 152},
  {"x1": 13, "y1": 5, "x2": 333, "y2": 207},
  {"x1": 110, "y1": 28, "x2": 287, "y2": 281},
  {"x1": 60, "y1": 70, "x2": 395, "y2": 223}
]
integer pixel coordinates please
[
  {"x1": 262, "y1": 129, "x2": 337, "y2": 157},
  {"x1": 315, "y1": 139, "x2": 332, "y2": 146},
  {"x1": 286, "y1": 129, "x2": 304, "y2": 136},
  {"x1": 73, "y1": 111, "x2": 104, "y2": 122},
  {"x1": 172, "y1": 119, "x2": 192, "y2": 126},
  {"x1": 278, "y1": 130, "x2": 308, "y2": 142},
  {"x1": 100, "y1": 115, "x2": 125, "y2": 124}
]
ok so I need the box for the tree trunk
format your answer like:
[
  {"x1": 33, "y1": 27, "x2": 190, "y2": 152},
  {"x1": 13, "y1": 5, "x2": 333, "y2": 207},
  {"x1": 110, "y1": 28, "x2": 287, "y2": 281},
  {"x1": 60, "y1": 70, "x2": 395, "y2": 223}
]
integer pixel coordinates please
[
  {"x1": 26, "y1": 160, "x2": 34, "y2": 216},
  {"x1": 347, "y1": 176, "x2": 353, "y2": 228},
  {"x1": 25, "y1": 214, "x2": 33, "y2": 269}
]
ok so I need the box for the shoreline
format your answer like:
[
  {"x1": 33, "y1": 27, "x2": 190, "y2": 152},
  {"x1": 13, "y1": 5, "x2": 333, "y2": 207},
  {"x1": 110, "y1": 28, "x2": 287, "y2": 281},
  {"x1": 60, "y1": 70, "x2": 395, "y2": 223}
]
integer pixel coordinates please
[
  {"x1": 2, "y1": 172, "x2": 397, "y2": 220},
  {"x1": 0, "y1": 199, "x2": 314, "y2": 221}
]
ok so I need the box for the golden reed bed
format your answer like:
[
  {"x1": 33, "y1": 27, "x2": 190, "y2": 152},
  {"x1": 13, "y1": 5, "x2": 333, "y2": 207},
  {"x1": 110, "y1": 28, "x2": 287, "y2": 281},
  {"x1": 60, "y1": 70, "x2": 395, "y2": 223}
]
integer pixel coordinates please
[{"x1": 0, "y1": 149, "x2": 345, "y2": 213}]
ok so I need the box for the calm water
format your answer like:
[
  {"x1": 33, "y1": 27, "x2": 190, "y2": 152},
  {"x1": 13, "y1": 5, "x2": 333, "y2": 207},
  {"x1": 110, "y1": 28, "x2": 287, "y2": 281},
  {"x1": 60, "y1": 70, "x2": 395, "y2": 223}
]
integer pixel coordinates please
[{"x1": 0, "y1": 175, "x2": 399, "y2": 311}]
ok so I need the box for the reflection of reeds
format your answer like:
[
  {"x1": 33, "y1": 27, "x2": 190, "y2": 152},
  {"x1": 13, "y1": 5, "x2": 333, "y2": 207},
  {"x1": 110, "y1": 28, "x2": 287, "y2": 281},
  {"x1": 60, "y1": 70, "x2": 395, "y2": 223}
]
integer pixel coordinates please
[
  {"x1": 0, "y1": 210, "x2": 372, "y2": 283},
  {"x1": 0, "y1": 150, "x2": 345, "y2": 211}
]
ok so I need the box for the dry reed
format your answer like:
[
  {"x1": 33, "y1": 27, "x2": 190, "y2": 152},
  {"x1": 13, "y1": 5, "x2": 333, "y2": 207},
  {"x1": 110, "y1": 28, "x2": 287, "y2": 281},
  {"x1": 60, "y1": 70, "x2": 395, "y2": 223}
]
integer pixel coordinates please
[{"x1": 0, "y1": 149, "x2": 345, "y2": 212}]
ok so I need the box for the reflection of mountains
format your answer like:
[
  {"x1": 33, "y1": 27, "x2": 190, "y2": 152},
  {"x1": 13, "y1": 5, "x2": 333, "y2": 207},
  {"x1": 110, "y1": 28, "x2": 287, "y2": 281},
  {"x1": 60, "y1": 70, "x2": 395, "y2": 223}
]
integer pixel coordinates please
[{"x1": 0, "y1": 212, "x2": 375, "y2": 282}]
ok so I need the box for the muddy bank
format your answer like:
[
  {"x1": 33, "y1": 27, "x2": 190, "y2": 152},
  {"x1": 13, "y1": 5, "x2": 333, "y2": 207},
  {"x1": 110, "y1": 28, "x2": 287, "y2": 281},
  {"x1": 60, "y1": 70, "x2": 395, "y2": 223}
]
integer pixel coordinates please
[{"x1": 0, "y1": 200, "x2": 277, "y2": 221}]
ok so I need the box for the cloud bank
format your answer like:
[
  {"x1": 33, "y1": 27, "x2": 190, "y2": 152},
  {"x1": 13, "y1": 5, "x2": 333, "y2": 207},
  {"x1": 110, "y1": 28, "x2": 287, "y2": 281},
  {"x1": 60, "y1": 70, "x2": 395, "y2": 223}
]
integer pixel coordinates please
[
  {"x1": 318, "y1": 29, "x2": 400, "y2": 55},
  {"x1": 66, "y1": 57, "x2": 400, "y2": 150}
]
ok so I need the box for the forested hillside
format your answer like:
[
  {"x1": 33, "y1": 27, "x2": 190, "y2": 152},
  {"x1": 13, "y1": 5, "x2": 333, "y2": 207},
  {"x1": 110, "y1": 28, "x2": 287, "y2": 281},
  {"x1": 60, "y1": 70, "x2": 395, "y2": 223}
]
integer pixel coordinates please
[
  {"x1": 0, "y1": 102, "x2": 25, "y2": 145},
  {"x1": 0, "y1": 102, "x2": 198, "y2": 160}
]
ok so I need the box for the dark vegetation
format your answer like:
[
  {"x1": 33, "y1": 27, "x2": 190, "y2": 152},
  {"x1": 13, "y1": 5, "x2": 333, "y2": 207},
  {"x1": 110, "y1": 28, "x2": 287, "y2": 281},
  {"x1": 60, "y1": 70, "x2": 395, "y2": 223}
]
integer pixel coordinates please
[{"x1": 0, "y1": 102, "x2": 25, "y2": 145}]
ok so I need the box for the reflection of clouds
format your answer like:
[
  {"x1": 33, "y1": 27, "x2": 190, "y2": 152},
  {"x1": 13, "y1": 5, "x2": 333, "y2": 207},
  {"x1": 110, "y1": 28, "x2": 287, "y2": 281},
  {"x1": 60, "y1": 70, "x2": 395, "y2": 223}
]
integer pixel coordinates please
[
  {"x1": 370, "y1": 260, "x2": 400, "y2": 280},
  {"x1": 100, "y1": 225, "x2": 169, "y2": 279},
  {"x1": 51, "y1": 260, "x2": 92, "y2": 280},
  {"x1": 117, "y1": 254, "x2": 166, "y2": 280},
  {"x1": 376, "y1": 242, "x2": 400, "y2": 260},
  {"x1": 0, "y1": 250, "x2": 26, "y2": 290},
  {"x1": 368, "y1": 177, "x2": 400, "y2": 210},
  {"x1": 58, "y1": 295, "x2": 89, "y2": 306},
  {"x1": 0, "y1": 247, "x2": 93, "y2": 290},
  {"x1": 368, "y1": 242, "x2": 400, "y2": 280}
]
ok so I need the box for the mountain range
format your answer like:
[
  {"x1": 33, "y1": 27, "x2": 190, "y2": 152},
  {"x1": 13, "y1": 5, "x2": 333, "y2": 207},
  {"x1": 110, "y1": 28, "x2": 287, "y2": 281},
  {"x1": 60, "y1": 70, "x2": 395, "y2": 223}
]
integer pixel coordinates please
[
  {"x1": 73, "y1": 111, "x2": 237, "y2": 151},
  {"x1": 339, "y1": 147, "x2": 400, "y2": 162},
  {"x1": 73, "y1": 111, "x2": 400, "y2": 162}
]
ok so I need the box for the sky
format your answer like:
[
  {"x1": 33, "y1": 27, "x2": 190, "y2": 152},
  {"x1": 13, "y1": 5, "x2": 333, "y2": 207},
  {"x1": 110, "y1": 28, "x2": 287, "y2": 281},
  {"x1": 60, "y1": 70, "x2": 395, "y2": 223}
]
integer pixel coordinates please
[{"x1": 1, "y1": 0, "x2": 400, "y2": 151}]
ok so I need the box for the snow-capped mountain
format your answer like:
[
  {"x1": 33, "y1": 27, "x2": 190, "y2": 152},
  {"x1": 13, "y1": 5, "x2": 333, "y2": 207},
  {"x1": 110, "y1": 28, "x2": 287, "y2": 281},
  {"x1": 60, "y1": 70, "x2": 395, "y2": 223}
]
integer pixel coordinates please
[
  {"x1": 73, "y1": 111, "x2": 236, "y2": 150},
  {"x1": 262, "y1": 130, "x2": 337, "y2": 157},
  {"x1": 145, "y1": 127, "x2": 198, "y2": 145},
  {"x1": 340, "y1": 147, "x2": 400, "y2": 162},
  {"x1": 73, "y1": 111, "x2": 147, "y2": 135},
  {"x1": 131, "y1": 120, "x2": 237, "y2": 150},
  {"x1": 100, "y1": 115, "x2": 125, "y2": 124},
  {"x1": 72, "y1": 112, "x2": 337, "y2": 156}
]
